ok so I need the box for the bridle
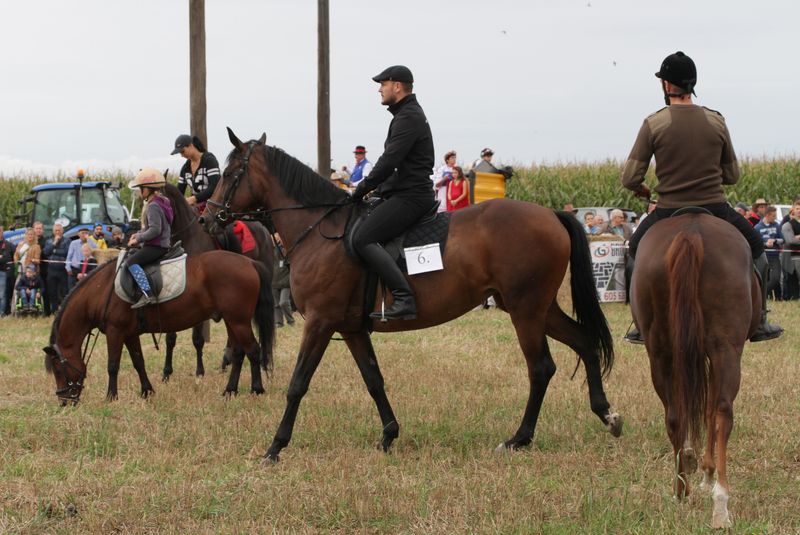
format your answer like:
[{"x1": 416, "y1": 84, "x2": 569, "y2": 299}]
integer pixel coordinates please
[
  {"x1": 205, "y1": 140, "x2": 354, "y2": 259},
  {"x1": 47, "y1": 342, "x2": 91, "y2": 403}
]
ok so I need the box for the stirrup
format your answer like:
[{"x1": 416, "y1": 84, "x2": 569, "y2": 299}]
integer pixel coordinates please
[
  {"x1": 131, "y1": 294, "x2": 155, "y2": 309},
  {"x1": 624, "y1": 323, "x2": 645, "y2": 345}
]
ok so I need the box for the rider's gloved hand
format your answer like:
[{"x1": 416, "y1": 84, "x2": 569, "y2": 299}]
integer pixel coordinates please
[
  {"x1": 635, "y1": 185, "x2": 651, "y2": 200},
  {"x1": 352, "y1": 181, "x2": 371, "y2": 200}
]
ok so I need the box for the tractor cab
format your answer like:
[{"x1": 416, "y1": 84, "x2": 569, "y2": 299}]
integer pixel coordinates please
[{"x1": 3, "y1": 181, "x2": 130, "y2": 246}]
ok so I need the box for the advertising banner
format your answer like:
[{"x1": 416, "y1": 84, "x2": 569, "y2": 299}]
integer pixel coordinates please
[{"x1": 589, "y1": 240, "x2": 627, "y2": 302}]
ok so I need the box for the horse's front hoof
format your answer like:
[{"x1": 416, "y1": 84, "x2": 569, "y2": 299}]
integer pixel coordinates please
[
  {"x1": 262, "y1": 452, "x2": 279, "y2": 465},
  {"x1": 141, "y1": 388, "x2": 155, "y2": 399},
  {"x1": 494, "y1": 442, "x2": 508, "y2": 453},
  {"x1": 222, "y1": 390, "x2": 238, "y2": 398},
  {"x1": 105, "y1": 393, "x2": 118, "y2": 402},
  {"x1": 605, "y1": 412, "x2": 623, "y2": 437},
  {"x1": 251, "y1": 387, "x2": 265, "y2": 395},
  {"x1": 161, "y1": 373, "x2": 171, "y2": 384}
]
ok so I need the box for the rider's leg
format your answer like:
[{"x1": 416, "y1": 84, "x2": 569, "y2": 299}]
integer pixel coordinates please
[
  {"x1": 127, "y1": 264, "x2": 155, "y2": 309},
  {"x1": 624, "y1": 209, "x2": 666, "y2": 344},
  {"x1": 352, "y1": 195, "x2": 432, "y2": 321},
  {"x1": 717, "y1": 203, "x2": 783, "y2": 341}
]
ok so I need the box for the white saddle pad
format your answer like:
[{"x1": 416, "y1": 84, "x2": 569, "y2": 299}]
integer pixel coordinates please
[{"x1": 114, "y1": 254, "x2": 188, "y2": 305}]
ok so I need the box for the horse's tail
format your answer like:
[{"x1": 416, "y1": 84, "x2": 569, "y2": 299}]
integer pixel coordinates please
[
  {"x1": 253, "y1": 259, "x2": 275, "y2": 374},
  {"x1": 555, "y1": 210, "x2": 614, "y2": 377},
  {"x1": 666, "y1": 230, "x2": 708, "y2": 446}
]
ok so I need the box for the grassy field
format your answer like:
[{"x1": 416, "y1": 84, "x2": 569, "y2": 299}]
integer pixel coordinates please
[{"x1": 1, "y1": 301, "x2": 798, "y2": 534}]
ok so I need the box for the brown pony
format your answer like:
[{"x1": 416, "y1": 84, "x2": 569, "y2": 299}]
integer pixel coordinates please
[
  {"x1": 44, "y1": 250, "x2": 274, "y2": 404},
  {"x1": 161, "y1": 183, "x2": 274, "y2": 382},
  {"x1": 202, "y1": 129, "x2": 621, "y2": 463},
  {"x1": 630, "y1": 213, "x2": 758, "y2": 529}
]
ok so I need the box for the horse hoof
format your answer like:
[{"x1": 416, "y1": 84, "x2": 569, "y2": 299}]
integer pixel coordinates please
[
  {"x1": 605, "y1": 412, "x2": 623, "y2": 437},
  {"x1": 494, "y1": 442, "x2": 508, "y2": 453},
  {"x1": 251, "y1": 388, "x2": 265, "y2": 396},
  {"x1": 222, "y1": 390, "x2": 237, "y2": 398},
  {"x1": 105, "y1": 393, "x2": 118, "y2": 402},
  {"x1": 161, "y1": 374, "x2": 171, "y2": 384},
  {"x1": 141, "y1": 389, "x2": 154, "y2": 399},
  {"x1": 262, "y1": 453, "x2": 279, "y2": 465}
]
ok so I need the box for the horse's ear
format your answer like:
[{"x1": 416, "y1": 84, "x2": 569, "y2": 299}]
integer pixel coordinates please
[
  {"x1": 227, "y1": 127, "x2": 244, "y2": 150},
  {"x1": 258, "y1": 133, "x2": 267, "y2": 144}
]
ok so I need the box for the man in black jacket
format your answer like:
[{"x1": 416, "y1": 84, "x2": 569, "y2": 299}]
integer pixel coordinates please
[
  {"x1": 352, "y1": 65, "x2": 436, "y2": 321},
  {"x1": 0, "y1": 227, "x2": 14, "y2": 316},
  {"x1": 42, "y1": 222, "x2": 70, "y2": 314}
]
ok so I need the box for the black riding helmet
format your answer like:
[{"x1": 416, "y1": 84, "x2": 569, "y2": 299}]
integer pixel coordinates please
[{"x1": 655, "y1": 51, "x2": 697, "y2": 95}]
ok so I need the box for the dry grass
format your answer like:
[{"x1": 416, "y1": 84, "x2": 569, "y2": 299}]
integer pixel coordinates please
[{"x1": 1, "y1": 301, "x2": 798, "y2": 534}]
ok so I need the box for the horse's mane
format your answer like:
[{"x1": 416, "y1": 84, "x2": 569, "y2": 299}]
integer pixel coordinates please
[
  {"x1": 226, "y1": 143, "x2": 351, "y2": 207},
  {"x1": 46, "y1": 260, "x2": 116, "y2": 372},
  {"x1": 161, "y1": 183, "x2": 196, "y2": 232}
]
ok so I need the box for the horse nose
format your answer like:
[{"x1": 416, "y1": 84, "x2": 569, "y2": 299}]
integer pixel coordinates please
[{"x1": 198, "y1": 215, "x2": 206, "y2": 226}]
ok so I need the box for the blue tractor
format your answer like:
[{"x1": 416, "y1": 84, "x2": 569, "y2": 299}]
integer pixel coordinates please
[{"x1": 3, "y1": 179, "x2": 131, "y2": 246}]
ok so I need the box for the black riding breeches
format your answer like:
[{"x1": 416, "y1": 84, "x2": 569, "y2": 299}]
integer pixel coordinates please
[
  {"x1": 628, "y1": 202, "x2": 764, "y2": 259},
  {"x1": 124, "y1": 245, "x2": 168, "y2": 268},
  {"x1": 352, "y1": 194, "x2": 436, "y2": 254}
]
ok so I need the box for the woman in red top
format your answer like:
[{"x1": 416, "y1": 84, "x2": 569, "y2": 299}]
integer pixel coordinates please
[{"x1": 446, "y1": 166, "x2": 470, "y2": 211}]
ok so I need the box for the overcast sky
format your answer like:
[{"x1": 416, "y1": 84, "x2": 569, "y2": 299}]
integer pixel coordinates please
[{"x1": 1, "y1": 0, "x2": 797, "y2": 177}]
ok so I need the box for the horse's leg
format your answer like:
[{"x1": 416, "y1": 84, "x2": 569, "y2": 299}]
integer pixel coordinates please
[
  {"x1": 163, "y1": 332, "x2": 176, "y2": 383},
  {"x1": 497, "y1": 308, "x2": 554, "y2": 451},
  {"x1": 125, "y1": 336, "x2": 154, "y2": 398},
  {"x1": 246, "y1": 342, "x2": 265, "y2": 395},
  {"x1": 545, "y1": 305, "x2": 622, "y2": 437},
  {"x1": 105, "y1": 333, "x2": 124, "y2": 401},
  {"x1": 265, "y1": 323, "x2": 334, "y2": 463},
  {"x1": 221, "y1": 345, "x2": 233, "y2": 371},
  {"x1": 191, "y1": 324, "x2": 205, "y2": 377},
  {"x1": 709, "y1": 348, "x2": 741, "y2": 529},
  {"x1": 342, "y1": 330, "x2": 400, "y2": 452},
  {"x1": 701, "y1": 364, "x2": 719, "y2": 492},
  {"x1": 222, "y1": 347, "x2": 245, "y2": 397}
]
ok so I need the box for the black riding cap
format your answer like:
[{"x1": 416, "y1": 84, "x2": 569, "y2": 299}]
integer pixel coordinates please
[
  {"x1": 655, "y1": 51, "x2": 697, "y2": 95},
  {"x1": 171, "y1": 134, "x2": 192, "y2": 155},
  {"x1": 372, "y1": 65, "x2": 414, "y2": 84}
]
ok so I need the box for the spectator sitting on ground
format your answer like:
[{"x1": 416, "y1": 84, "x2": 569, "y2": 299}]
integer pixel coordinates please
[
  {"x1": 16, "y1": 265, "x2": 42, "y2": 312},
  {"x1": 754, "y1": 205, "x2": 783, "y2": 300},
  {"x1": 603, "y1": 209, "x2": 633, "y2": 240},
  {"x1": 583, "y1": 212, "x2": 600, "y2": 235}
]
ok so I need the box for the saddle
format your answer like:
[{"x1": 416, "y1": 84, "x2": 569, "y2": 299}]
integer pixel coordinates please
[
  {"x1": 671, "y1": 206, "x2": 712, "y2": 217},
  {"x1": 114, "y1": 243, "x2": 187, "y2": 304},
  {"x1": 344, "y1": 198, "x2": 451, "y2": 272}
]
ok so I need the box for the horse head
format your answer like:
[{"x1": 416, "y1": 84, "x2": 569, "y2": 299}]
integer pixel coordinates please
[
  {"x1": 43, "y1": 344, "x2": 86, "y2": 406},
  {"x1": 201, "y1": 128, "x2": 268, "y2": 235}
]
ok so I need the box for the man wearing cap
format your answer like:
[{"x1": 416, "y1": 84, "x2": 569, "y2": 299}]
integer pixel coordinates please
[
  {"x1": 171, "y1": 134, "x2": 221, "y2": 213},
  {"x1": 747, "y1": 198, "x2": 767, "y2": 226},
  {"x1": 351, "y1": 65, "x2": 436, "y2": 321},
  {"x1": 349, "y1": 146, "x2": 372, "y2": 186},
  {"x1": 621, "y1": 50, "x2": 782, "y2": 343}
]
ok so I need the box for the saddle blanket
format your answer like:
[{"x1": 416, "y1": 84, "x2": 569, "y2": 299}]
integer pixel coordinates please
[{"x1": 114, "y1": 253, "x2": 188, "y2": 305}]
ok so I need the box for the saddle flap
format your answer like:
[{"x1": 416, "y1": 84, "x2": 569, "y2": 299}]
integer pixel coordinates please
[{"x1": 114, "y1": 252, "x2": 188, "y2": 304}]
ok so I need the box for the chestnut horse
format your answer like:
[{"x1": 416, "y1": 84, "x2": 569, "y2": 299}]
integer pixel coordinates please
[
  {"x1": 161, "y1": 183, "x2": 274, "y2": 382},
  {"x1": 43, "y1": 250, "x2": 274, "y2": 404},
  {"x1": 630, "y1": 213, "x2": 758, "y2": 529},
  {"x1": 203, "y1": 129, "x2": 622, "y2": 463}
]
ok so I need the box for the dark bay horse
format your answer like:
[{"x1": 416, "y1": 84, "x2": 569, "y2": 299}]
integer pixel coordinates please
[
  {"x1": 203, "y1": 129, "x2": 621, "y2": 463},
  {"x1": 44, "y1": 250, "x2": 274, "y2": 404},
  {"x1": 630, "y1": 213, "x2": 758, "y2": 529},
  {"x1": 161, "y1": 183, "x2": 274, "y2": 381}
]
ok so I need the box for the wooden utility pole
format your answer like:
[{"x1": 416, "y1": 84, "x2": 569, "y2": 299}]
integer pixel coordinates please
[
  {"x1": 189, "y1": 0, "x2": 207, "y2": 147},
  {"x1": 317, "y1": 0, "x2": 331, "y2": 176}
]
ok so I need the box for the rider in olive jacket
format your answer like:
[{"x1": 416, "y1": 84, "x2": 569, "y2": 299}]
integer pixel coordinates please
[{"x1": 352, "y1": 65, "x2": 436, "y2": 321}]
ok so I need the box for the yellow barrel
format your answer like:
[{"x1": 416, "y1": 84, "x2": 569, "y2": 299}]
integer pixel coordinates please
[{"x1": 474, "y1": 172, "x2": 506, "y2": 203}]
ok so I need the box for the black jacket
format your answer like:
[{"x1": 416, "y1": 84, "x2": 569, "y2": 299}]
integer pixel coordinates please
[
  {"x1": 43, "y1": 236, "x2": 70, "y2": 264},
  {"x1": 0, "y1": 239, "x2": 13, "y2": 272},
  {"x1": 362, "y1": 94, "x2": 435, "y2": 198}
]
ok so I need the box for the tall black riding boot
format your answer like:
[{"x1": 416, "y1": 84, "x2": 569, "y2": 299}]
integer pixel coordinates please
[
  {"x1": 360, "y1": 243, "x2": 417, "y2": 321},
  {"x1": 750, "y1": 253, "x2": 783, "y2": 342},
  {"x1": 623, "y1": 253, "x2": 644, "y2": 344}
]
